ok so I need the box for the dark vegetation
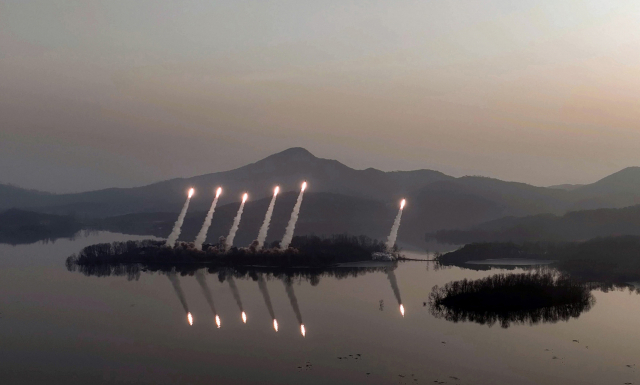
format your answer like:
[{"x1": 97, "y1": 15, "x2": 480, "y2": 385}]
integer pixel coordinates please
[
  {"x1": 0, "y1": 209, "x2": 82, "y2": 245},
  {"x1": 65, "y1": 234, "x2": 394, "y2": 272},
  {"x1": 428, "y1": 273, "x2": 595, "y2": 328},
  {"x1": 66, "y1": 256, "x2": 397, "y2": 284},
  {"x1": 437, "y1": 235, "x2": 640, "y2": 282},
  {"x1": 429, "y1": 205, "x2": 640, "y2": 244}
]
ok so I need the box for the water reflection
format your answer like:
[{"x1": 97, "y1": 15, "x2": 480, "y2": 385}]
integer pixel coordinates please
[
  {"x1": 386, "y1": 268, "x2": 405, "y2": 317},
  {"x1": 167, "y1": 272, "x2": 193, "y2": 326},
  {"x1": 195, "y1": 271, "x2": 221, "y2": 328},
  {"x1": 428, "y1": 273, "x2": 596, "y2": 328},
  {"x1": 283, "y1": 278, "x2": 306, "y2": 337},
  {"x1": 257, "y1": 275, "x2": 278, "y2": 332},
  {"x1": 227, "y1": 276, "x2": 247, "y2": 324}
]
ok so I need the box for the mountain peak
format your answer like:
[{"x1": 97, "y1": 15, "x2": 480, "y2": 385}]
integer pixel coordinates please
[{"x1": 272, "y1": 147, "x2": 316, "y2": 159}]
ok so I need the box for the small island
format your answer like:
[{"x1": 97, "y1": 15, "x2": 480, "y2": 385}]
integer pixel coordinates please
[
  {"x1": 65, "y1": 234, "x2": 403, "y2": 274},
  {"x1": 428, "y1": 272, "x2": 595, "y2": 328}
]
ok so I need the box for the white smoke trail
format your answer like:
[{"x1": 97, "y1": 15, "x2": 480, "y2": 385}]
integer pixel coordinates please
[
  {"x1": 256, "y1": 186, "x2": 279, "y2": 248},
  {"x1": 194, "y1": 187, "x2": 222, "y2": 250},
  {"x1": 226, "y1": 193, "x2": 248, "y2": 250},
  {"x1": 386, "y1": 199, "x2": 406, "y2": 251},
  {"x1": 281, "y1": 182, "x2": 307, "y2": 249},
  {"x1": 166, "y1": 188, "x2": 195, "y2": 247}
]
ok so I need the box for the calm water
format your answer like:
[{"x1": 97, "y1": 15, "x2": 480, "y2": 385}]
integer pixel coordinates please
[{"x1": 1, "y1": 232, "x2": 639, "y2": 385}]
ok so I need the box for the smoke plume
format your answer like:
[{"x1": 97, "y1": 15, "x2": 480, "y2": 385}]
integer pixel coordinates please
[
  {"x1": 281, "y1": 182, "x2": 307, "y2": 249},
  {"x1": 386, "y1": 268, "x2": 403, "y2": 306},
  {"x1": 167, "y1": 272, "x2": 189, "y2": 313},
  {"x1": 227, "y1": 276, "x2": 244, "y2": 312},
  {"x1": 194, "y1": 188, "x2": 221, "y2": 250},
  {"x1": 256, "y1": 187, "x2": 279, "y2": 248},
  {"x1": 195, "y1": 270, "x2": 217, "y2": 315},
  {"x1": 226, "y1": 194, "x2": 248, "y2": 250},
  {"x1": 258, "y1": 275, "x2": 276, "y2": 320},
  {"x1": 386, "y1": 201, "x2": 405, "y2": 251},
  {"x1": 165, "y1": 189, "x2": 194, "y2": 247},
  {"x1": 283, "y1": 279, "x2": 303, "y2": 325}
]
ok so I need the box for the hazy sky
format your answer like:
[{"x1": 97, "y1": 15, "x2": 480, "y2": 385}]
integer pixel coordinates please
[{"x1": 1, "y1": 0, "x2": 640, "y2": 193}]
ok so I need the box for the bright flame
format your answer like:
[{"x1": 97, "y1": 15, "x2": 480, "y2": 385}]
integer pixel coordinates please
[
  {"x1": 273, "y1": 319, "x2": 279, "y2": 332},
  {"x1": 400, "y1": 199, "x2": 406, "y2": 210},
  {"x1": 187, "y1": 312, "x2": 194, "y2": 325},
  {"x1": 215, "y1": 315, "x2": 221, "y2": 328},
  {"x1": 242, "y1": 311, "x2": 247, "y2": 324},
  {"x1": 216, "y1": 187, "x2": 222, "y2": 198},
  {"x1": 242, "y1": 193, "x2": 248, "y2": 203},
  {"x1": 400, "y1": 304, "x2": 405, "y2": 317},
  {"x1": 301, "y1": 182, "x2": 307, "y2": 192},
  {"x1": 188, "y1": 188, "x2": 195, "y2": 198},
  {"x1": 274, "y1": 186, "x2": 280, "y2": 195},
  {"x1": 300, "y1": 324, "x2": 306, "y2": 337}
]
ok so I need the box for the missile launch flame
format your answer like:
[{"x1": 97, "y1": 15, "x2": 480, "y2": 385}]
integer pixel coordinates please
[
  {"x1": 242, "y1": 311, "x2": 247, "y2": 324},
  {"x1": 256, "y1": 186, "x2": 280, "y2": 248},
  {"x1": 385, "y1": 198, "x2": 406, "y2": 251},
  {"x1": 400, "y1": 304, "x2": 405, "y2": 317},
  {"x1": 300, "y1": 324, "x2": 306, "y2": 337},
  {"x1": 281, "y1": 181, "x2": 308, "y2": 249},
  {"x1": 194, "y1": 187, "x2": 222, "y2": 249},
  {"x1": 215, "y1": 315, "x2": 221, "y2": 328},
  {"x1": 273, "y1": 319, "x2": 279, "y2": 332},
  {"x1": 187, "y1": 312, "x2": 194, "y2": 325},
  {"x1": 226, "y1": 193, "x2": 248, "y2": 249},
  {"x1": 165, "y1": 188, "x2": 195, "y2": 247}
]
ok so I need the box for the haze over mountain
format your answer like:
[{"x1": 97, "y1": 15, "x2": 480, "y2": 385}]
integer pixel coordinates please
[{"x1": 2, "y1": 148, "x2": 640, "y2": 248}]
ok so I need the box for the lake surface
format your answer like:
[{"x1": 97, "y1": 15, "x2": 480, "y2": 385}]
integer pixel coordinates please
[{"x1": 1, "y1": 232, "x2": 639, "y2": 385}]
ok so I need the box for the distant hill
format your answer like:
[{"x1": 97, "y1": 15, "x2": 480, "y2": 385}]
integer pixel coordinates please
[
  {"x1": 548, "y1": 184, "x2": 584, "y2": 191},
  {"x1": 0, "y1": 148, "x2": 452, "y2": 217},
  {"x1": 2, "y1": 148, "x2": 640, "y2": 249},
  {"x1": 0, "y1": 209, "x2": 82, "y2": 245},
  {"x1": 430, "y1": 205, "x2": 640, "y2": 244}
]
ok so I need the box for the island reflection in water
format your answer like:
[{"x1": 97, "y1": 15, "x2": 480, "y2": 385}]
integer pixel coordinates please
[
  {"x1": 67, "y1": 261, "x2": 403, "y2": 334},
  {"x1": 428, "y1": 272, "x2": 596, "y2": 328}
]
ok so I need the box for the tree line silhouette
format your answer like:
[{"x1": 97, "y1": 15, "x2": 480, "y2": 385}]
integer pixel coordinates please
[{"x1": 428, "y1": 272, "x2": 595, "y2": 328}]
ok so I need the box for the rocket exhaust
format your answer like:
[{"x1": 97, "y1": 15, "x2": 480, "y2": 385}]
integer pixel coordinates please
[
  {"x1": 225, "y1": 193, "x2": 248, "y2": 250},
  {"x1": 256, "y1": 186, "x2": 279, "y2": 249},
  {"x1": 194, "y1": 187, "x2": 222, "y2": 250},
  {"x1": 281, "y1": 182, "x2": 307, "y2": 249},
  {"x1": 165, "y1": 188, "x2": 195, "y2": 247},
  {"x1": 386, "y1": 199, "x2": 406, "y2": 251}
]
